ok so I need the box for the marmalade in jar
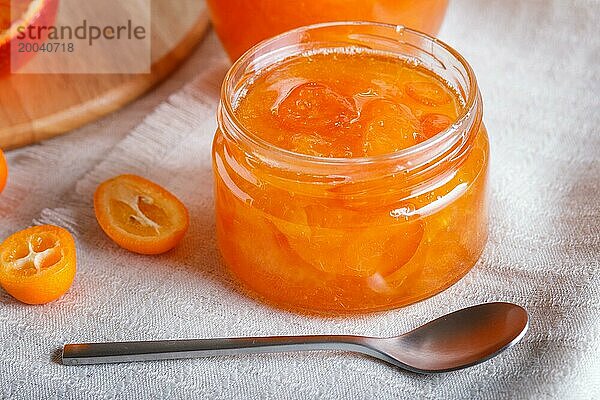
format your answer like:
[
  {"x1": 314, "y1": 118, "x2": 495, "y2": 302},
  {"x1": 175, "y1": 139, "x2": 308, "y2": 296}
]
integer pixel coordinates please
[
  {"x1": 213, "y1": 23, "x2": 489, "y2": 313},
  {"x1": 207, "y1": 0, "x2": 448, "y2": 59}
]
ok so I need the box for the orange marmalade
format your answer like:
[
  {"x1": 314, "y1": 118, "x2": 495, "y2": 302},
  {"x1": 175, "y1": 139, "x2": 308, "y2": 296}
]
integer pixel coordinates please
[
  {"x1": 207, "y1": 0, "x2": 448, "y2": 59},
  {"x1": 213, "y1": 23, "x2": 489, "y2": 313}
]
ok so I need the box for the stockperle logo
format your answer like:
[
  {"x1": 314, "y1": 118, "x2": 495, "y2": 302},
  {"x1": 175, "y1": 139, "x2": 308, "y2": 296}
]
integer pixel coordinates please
[{"x1": 10, "y1": 0, "x2": 151, "y2": 74}]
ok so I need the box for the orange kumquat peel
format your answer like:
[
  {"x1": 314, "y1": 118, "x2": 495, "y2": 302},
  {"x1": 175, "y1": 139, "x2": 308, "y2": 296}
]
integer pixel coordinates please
[
  {"x1": 0, "y1": 225, "x2": 76, "y2": 304},
  {"x1": 94, "y1": 174, "x2": 189, "y2": 255}
]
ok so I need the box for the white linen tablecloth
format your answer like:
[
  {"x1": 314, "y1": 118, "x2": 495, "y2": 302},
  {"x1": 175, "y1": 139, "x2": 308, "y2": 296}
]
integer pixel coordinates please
[{"x1": 1, "y1": 1, "x2": 599, "y2": 398}]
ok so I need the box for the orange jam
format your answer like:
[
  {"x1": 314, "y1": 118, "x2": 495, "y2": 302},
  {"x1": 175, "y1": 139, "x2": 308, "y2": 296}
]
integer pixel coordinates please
[
  {"x1": 213, "y1": 23, "x2": 489, "y2": 313},
  {"x1": 207, "y1": 0, "x2": 448, "y2": 59},
  {"x1": 234, "y1": 53, "x2": 461, "y2": 157}
]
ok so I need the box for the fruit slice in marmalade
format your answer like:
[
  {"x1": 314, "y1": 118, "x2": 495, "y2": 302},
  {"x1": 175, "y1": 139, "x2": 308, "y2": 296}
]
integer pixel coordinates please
[
  {"x1": 359, "y1": 99, "x2": 425, "y2": 156},
  {"x1": 94, "y1": 174, "x2": 189, "y2": 255},
  {"x1": 275, "y1": 81, "x2": 358, "y2": 132},
  {"x1": 271, "y1": 205, "x2": 424, "y2": 278},
  {"x1": 0, "y1": 225, "x2": 76, "y2": 304},
  {"x1": 405, "y1": 81, "x2": 452, "y2": 106},
  {"x1": 420, "y1": 113, "x2": 453, "y2": 138}
]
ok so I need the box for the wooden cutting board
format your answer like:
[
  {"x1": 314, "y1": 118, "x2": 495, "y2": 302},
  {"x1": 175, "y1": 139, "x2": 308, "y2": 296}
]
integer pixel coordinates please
[{"x1": 0, "y1": 0, "x2": 210, "y2": 149}]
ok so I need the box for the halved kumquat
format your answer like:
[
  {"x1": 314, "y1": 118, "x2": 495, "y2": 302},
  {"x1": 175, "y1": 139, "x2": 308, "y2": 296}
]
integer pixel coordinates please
[
  {"x1": 0, "y1": 225, "x2": 76, "y2": 305},
  {"x1": 94, "y1": 174, "x2": 189, "y2": 255}
]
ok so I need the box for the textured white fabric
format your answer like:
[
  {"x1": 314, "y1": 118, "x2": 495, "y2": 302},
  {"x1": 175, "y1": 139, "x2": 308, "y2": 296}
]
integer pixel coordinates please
[{"x1": 1, "y1": 1, "x2": 599, "y2": 399}]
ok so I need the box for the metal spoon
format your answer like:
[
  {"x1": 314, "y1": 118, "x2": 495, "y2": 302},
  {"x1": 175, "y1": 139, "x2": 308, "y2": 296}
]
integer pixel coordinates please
[{"x1": 61, "y1": 302, "x2": 528, "y2": 373}]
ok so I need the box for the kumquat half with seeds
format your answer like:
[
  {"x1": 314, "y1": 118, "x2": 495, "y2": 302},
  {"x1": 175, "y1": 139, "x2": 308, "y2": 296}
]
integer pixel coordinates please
[
  {"x1": 0, "y1": 225, "x2": 76, "y2": 304},
  {"x1": 94, "y1": 174, "x2": 189, "y2": 255}
]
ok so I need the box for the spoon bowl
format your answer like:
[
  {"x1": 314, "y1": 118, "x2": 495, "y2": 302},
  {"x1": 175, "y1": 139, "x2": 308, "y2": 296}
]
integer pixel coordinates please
[
  {"x1": 62, "y1": 302, "x2": 528, "y2": 373},
  {"x1": 372, "y1": 302, "x2": 529, "y2": 372}
]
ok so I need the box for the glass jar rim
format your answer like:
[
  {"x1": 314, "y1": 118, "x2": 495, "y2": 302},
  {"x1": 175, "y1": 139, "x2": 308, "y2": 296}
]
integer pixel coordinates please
[{"x1": 218, "y1": 20, "x2": 480, "y2": 168}]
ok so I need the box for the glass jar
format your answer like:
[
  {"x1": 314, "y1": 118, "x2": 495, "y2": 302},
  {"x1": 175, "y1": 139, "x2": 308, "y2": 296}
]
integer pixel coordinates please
[
  {"x1": 207, "y1": 0, "x2": 448, "y2": 59},
  {"x1": 213, "y1": 22, "x2": 489, "y2": 313}
]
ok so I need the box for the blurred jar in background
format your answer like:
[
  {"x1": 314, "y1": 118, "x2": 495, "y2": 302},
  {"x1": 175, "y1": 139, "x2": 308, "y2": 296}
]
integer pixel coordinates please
[{"x1": 207, "y1": 0, "x2": 449, "y2": 59}]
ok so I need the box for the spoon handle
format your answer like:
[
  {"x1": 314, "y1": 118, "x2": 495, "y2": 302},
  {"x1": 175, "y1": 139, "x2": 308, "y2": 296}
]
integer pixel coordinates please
[{"x1": 62, "y1": 335, "x2": 372, "y2": 365}]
